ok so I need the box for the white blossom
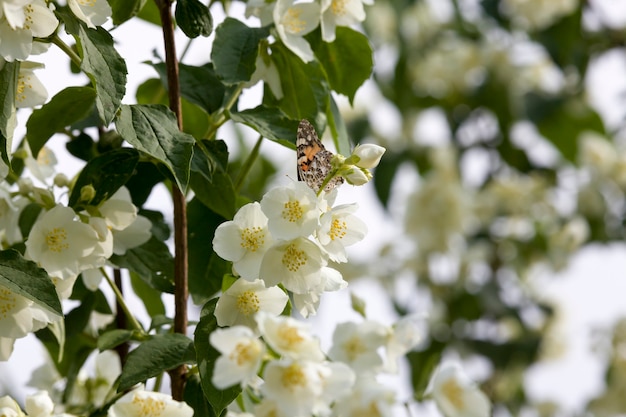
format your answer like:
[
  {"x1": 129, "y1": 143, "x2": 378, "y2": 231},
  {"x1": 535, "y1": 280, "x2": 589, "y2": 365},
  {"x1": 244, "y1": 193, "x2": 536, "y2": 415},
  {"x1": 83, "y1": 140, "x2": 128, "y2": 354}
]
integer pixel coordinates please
[
  {"x1": 108, "y1": 388, "x2": 193, "y2": 417},
  {"x1": 260, "y1": 182, "x2": 321, "y2": 241},
  {"x1": 15, "y1": 61, "x2": 47, "y2": 108},
  {"x1": 320, "y1": 0, "x2": 368, "y2": 42},
  {"x1": 316, "y1": 203, "x2": 366, "y2": 263},
  {"x1": 0, "y1": 0, "x2": 57, "y2": 61},
  {"x1": 273, "y1": 0, "x2": 320, "y2": 62},
  {"x1": 67, "y1": 0, "x2": 111, "y2": 29},
  {"x1": 328, "y1": 320, "x2": 389, "y2": 374},
  {"x1": 256, "y1": 311, "x2": 325, "y2": 361},
  {"x1": 210, "y1": 326, "x2": 265, "y2": 389},
  {"x1": 430, "y1": 363, "x2": 491, "y2": 417}
]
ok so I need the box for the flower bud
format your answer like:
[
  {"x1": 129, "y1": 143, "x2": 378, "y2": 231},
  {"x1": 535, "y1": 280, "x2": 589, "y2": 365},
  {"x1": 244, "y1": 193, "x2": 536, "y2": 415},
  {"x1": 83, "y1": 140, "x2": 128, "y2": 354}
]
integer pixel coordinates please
[
  {"x1": 25, "y1": 391, "x2": 54, "y2": 417},
  {"x1": 351, "y1": 144, "x2": 386, "y2": 169},
  {"x1": 53, "y1": 173, "x2": 69, "y2": 188},
  {"x1": 343, "y1": 166, "x2": 371, "y2": 186},
  {"x1": 80, "y1": 184, "x2": 96, "y2": 204}
]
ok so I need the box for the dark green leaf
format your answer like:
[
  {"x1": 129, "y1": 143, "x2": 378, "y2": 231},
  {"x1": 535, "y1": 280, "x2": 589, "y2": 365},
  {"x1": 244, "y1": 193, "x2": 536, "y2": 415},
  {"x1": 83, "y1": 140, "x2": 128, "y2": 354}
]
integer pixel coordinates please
[
  {"x1": 189, "y1": 140, "x2": 236, "y2": 219},
  {"x1": 98, "y1": 329, "x2": 135, "y2": 351},
  {"x1": 124, "y1": 162, "x2": 166, "y2": 207},
  {"x1": 309, "y1": 27, "x2": 373, "y2": 104},
  {"x1": 116, "y1": 104, "x2": 195, "y2": 191},
  {"x1": 62, "y1": 11, "x2": 127, "y2": 125},
  {"x1": 407, "y1": 342, "x2": 443, "y2": 400},
  {"x1": 194, "y1": 299, "x2": 242, "y2": 415},
  {"x1": 268, "y1": 43, "x2": 330, "y2": 124},
  {"x1": 130, "y1": 271, "x2": 166, "y2": 317},
  {"x1": 18, "y1": 203, "x2": 42, "y2": 240},
  {"x1": 136, "y1": 0, "x2": 160, "y2": 25},
  {"x1": 109, "y1": 0, "x2": 147, "y2": 25},
  {"x1": 118, "y1": 333, "x2": 195, "y2": 391},
  {"x1": 175, "y1": 0, "x2": 213, "y2": 38},
  {"x1": 0, "y1": 249, "x2": 62, "y2": 316},
  {"x1": 68, "y1": 148, "x2": 140, "y2": 209},
  {"x1": 230, "y1": 106, "x2": 299, "y2": 149},
  {"x1": 0, "y1": 61, "x2": 17, "y2": 144},
  {"x1": 212, "y1": 18, "x2": 270, "y2": 84},
  {"x1": 26, "y1": 87, "x2": 97, "y2": 157},
  {"x1": 66, "y1": 132, "x2": 96, "y2": 161},
  {"x1": 373, "y1": 151, "x2": 405, "y2": 208},
  {"x1": 184, "y1": 374, "x2": 214, "y2": 417},
  {"x1": 188, "y1": 198, "x2": 228, "y2": 304},
  {"x1": 109, "y1": 237, "x2": 175, "y2": 293}
]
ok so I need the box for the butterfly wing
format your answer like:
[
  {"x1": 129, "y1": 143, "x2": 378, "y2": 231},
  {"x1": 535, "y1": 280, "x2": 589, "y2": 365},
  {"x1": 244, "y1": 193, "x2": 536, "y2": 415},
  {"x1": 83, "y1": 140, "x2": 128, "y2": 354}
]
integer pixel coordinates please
[{"x1": 296, "y1": 120, "x2": 344, "y2": 193}]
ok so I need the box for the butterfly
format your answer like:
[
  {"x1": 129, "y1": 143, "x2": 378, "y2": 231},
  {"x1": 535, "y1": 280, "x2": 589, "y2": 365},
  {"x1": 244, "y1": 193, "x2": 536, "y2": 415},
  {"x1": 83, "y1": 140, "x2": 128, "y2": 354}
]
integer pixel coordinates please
[{"x1": 296, "y1": 119, "x2": 344, "y2": 193}]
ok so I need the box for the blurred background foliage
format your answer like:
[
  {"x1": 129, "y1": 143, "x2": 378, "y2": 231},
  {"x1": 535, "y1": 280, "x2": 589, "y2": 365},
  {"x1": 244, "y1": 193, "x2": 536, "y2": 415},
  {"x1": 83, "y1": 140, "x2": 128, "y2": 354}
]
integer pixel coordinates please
[{"x1": 325, "y1": 0, "x2": 626, "y2": 415}]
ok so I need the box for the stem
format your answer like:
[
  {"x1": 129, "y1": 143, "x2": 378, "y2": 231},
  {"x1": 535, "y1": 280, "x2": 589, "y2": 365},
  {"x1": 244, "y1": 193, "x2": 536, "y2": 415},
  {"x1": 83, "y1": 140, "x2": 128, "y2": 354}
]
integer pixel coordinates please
[
  {"x1": 234, "y1": 135, "x2": 263, "y2": 192},
  {"x1": 204, "y1": 83, "x2": 245, "y2": 139},
  {"x1": 51, "y1": 35, "x2": 82, "y2": 68},
  {"x1": 113, "y1": 268, "x2": 129, "y2": 365},
  {"x1": 102, "y1": 268, "x2": 144, "y2": 333},
  {"x1": 155, "y1": 0, "x2": 188, "y2": 401}
]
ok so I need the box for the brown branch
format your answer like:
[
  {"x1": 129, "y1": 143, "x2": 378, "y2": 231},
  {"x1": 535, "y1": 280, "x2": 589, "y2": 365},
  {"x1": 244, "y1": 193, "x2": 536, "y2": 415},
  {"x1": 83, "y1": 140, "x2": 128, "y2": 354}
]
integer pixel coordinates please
[
  {"x1": 113, "y1": 268, "x2": 129, "y2": 365},
  {"x1": 155, "y1": 0, "x2": 188, "y2": 401}
]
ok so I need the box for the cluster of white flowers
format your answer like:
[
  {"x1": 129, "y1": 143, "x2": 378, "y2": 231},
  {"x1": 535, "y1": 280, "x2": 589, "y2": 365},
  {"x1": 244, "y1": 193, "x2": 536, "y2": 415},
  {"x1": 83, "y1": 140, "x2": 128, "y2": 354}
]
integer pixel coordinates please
[
  {"x1": 245, "y1": 0, "x2": 372, "y2": 62},
  {"x1": 500, "y1": 0, "x2": 579, "y2": 30},
  {"x1": 211, "y1": 312, "x2": 424, "y2": 417},
  {"x1": 0, "y1": 147, "x2": 151, "y2": 360}
]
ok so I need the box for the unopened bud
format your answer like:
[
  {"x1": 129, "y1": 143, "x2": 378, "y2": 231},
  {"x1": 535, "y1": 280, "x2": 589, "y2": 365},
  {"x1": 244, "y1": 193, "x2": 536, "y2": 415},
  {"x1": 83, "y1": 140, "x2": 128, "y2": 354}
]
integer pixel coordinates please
[
  {"x1": 80, "y1": 184, "x2": 96, "y2": 203},
  {"x1": 351, "y1": 144, "x2": 386, "y2": 169}
]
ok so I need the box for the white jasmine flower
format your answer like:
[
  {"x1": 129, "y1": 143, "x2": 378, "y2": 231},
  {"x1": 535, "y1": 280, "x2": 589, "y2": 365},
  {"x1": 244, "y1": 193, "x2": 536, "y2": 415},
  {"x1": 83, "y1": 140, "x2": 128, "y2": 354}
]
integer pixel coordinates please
[
  {"x1": 259, "y1": 237, "x2": 324, "y2": 294},
  {"x1": 247, "y1": 52, "x2": 283, "y2": 100},
  {"x1": 328, "y1": 320, "x2": 389, "y2": 374},
  {"x1": 24, "y1": 391, "x2": 54, "y2": 417},
  {"x1": 430, "y1": 363, "x2": 491, "y2": 417},
  {"x1": 332, "y1": 376, "x2": 396, "y2": 417},
  {"x1": 260, "y1": 182, "x2": 321, "y2": 241},
  {"x1": 91, "y1": 350, "x2": 122, "y2": 406},
  {"x1": 15, "y1": 61, "x2": 47, "y2": 108},
  {"x1": 316, "y1": 203, "x2": 366, "y2": 262},
  {"x1": 99, "y1": 187, "x2": 137, "y2": 231},
  {"x1": 214, "y1": 278, "x2": 288, "y2": 329},
  {"x1": 256, "y1": 311, "x2": 325, "y2": 361},
  {"x1": 108, "y1": 388, "x2": 193, "y2": 417},
  {"x1": 273, "y1": 0, "x2": 320, "y2": 62},
  {"x1": 213, "y1": 202, "x2": 274, "y2": 280},
  {"x1": 384, "y1": 314, "x2": 425, "y2": 373},
  {"x1": 317, "y1": 361, "x2": 356, "y2": 412},
  {"x1": 0, "y1": 0, "x2": 57, "y2": 61},
  {"x1": 292, "y1": 266, "x2": 346, "y2": 317},
  {"x1": 341, "y1": 165, "x2": 371, "y2": 185},
  {"x1": 0, "y1": 337, "x2": 15, "y2": 361},
  {"x1": 0, "y1": 189, "x2": 27, "y2": 245},
  {"x1": 24, "y1": 144, "x2": 56, "y2": 183},
  {"x1": 25, "y1": 205, "x2": 108, "y2": 280},
  {"x1": 67, "y1": 0, "x2": 111, "y2": 28},
  {"x1": 245, "y1": 0, "x2": 275, "y2": 25},
  {"x1": 210, "y1": 326, "x2": 265, "y2": 389},
  {"x1": 261, "y1": 359, "x2": 324, "y2": 416},
  {"x1": 0, "y1": 395, "x2": 25, "y2": 417},
  {"x1": 112, "y1": 214, "x2": 151, "y2": 255},
  {"x1": 320, "y1": 0, "x2": 367, "y2": 42}
]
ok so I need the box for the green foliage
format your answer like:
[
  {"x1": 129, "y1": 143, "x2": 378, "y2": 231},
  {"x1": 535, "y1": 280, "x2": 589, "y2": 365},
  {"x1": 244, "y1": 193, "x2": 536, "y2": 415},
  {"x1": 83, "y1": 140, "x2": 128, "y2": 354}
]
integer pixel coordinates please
[
  {"x1": 26, "y1": 87, "x2": 97, "y2": 156},
  {"x1": 175, "y1": 0, "x2": 213, "y2": 38},
  {"x1": 109, "y1": 0, "x2": 147, "y2": 25},
  {"x1": 118, "y1": 333, "x2": 196, "y2": 391},
  {"x1": 0, "y1": 60, "x2": 17, "y2": 143},
  {"x1": 0, "y1": 249, "x2": 62, "y2": 316}
]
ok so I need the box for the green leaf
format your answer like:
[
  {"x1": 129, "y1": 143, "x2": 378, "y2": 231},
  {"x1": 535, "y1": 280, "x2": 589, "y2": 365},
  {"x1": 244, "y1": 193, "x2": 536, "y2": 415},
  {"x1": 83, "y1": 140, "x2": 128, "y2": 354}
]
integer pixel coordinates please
[
  {"x1": 116, "y1": 104, "x2": 195, "y2": 191},
  {"x1": 97, "y1": 329, "x2": 135, "y2": 351},
  {"x1": 0, "y1": 60, "x2": 17, "y2": 143},
  {"x1": 118, "y1": 333, "x2": 195, "y2": 391},
  {"x1": 18, "y1": 203, "x2": 42, "y2": 243},
  {"x1": 189, "y1": 140, "x2": 236, "y2": 219},
  {"x1": 129, "y1": 271, "x2": 166, "y2": 317},
  {"x1": 109, "y1": 0, "x2": 147, "y2": 25},
  {"x1": 212, "y1": 18, "x2": 270, "y2": 84},
  {"x1": 62, "y1": 11, "x2": 127, "y2": 125},
  {"x1": 327, "y1": 96, "x2": 351, "y2": 156},
  {"x1": 268, "y1": 43, "x2": 330, "y2": 124},
  {"x1": 152, "y1": 64, "x2": 226, "y2": 114},
  {"x1": 109, "y1": 237, "x2": 175, "y2": 293},
  {"x1": 0, "y1": 249, "x2": 62, "y2": 316},
  {"x1": 408, "y1": 342, "x2": 443, "y2": 400},
  {"x1": 26, "y1": 87, "x2": 97, "y2": 157},
  {"x1": 230, "y1": 106, "x2": 299, "y2": 149},
  {"x1": 175, "y1": 0, "x2": 213, "y2": 38},
  {"x1": 194, "y1": 299, "x2": 242, "y2": 415},
  {"x1": 309, "y1": 27, "x2": 373, "y2": 104},
  {"x1": 68, "y1": 148, "x2": 140, "y2": 209},
  {"x1": 184, "y1": 374, "x2": 214, "y2": 417},
  {"x1": 188, "y1": 198, "x2": 228, "y2": 305},
  {"x1": 136, "y1": 0, "x2": 160, "y2": 25}
]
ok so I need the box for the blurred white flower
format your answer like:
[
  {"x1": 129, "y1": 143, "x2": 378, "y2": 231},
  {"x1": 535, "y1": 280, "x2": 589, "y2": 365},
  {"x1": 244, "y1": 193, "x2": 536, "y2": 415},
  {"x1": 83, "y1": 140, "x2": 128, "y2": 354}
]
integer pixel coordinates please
[
  {"x1": 501, "y1": 0, "x2": 578, "y2": 30},
  {"x1": 256, "y1": 311, "x2": 325, "y2": 361},
  {"x1": 320, "y1": 0, "x2": 368, "y2": 42},
  {"x1": 0, "y1": 0, "x2": 57, "y2": 61},
  {"x1": 0, "y1": 395, "x2": 25, "y2": 417},
  {"x1": 245, "y1": 0, "x2": 275, "y2": 25},
  {"x1": 384, "y1": 314, "x2": 425, "y2": 373},
  {"x1": 247, "y1": 50, "x2": 283, "y2": 100},
  {"x1": 259, "y1": 237, "x2": 324, "y2": 294},
  {"x1": 108, "y1": 388, "x2": 193, "y2": 417},
  {"x1": 213, "y1": 202, "x2": 274, "y2": 280},
  {"x1": 261, "y1": 182, "x2": 320, "y2": 241},
  {"x1": 210, "y1": 326, "x2": 265, "y2": 389},
  {"x1": 25, "y1": 205, "x2": 109, "y2": 280},
  {"x1": 261, "y1": 359, "x2": 324, "y2": 416},
  {"x1": 292, "y1": 266, "x2": 346, "y2": 317},
  {"x1": 328, "y1": 320, "x2": 389, "y2": 374},
  {"x1": 67, "y1": 0, "x2": 111, "y2": 28},
  {"x1": 332, "y1": 376, "x2": 396, "y2": 417},
  {"x1": 24, "y1": 391, "x2": 54, "y2": 417},
  {"x1": 273, "y1": 0, "x2": 320, "y2": 62},
  {"x1": 214, "y1": 278, "x2": 288, "y2": 329},
  {"x1": 430, "y1": 363, "x2": 491, "y2": 417}
]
